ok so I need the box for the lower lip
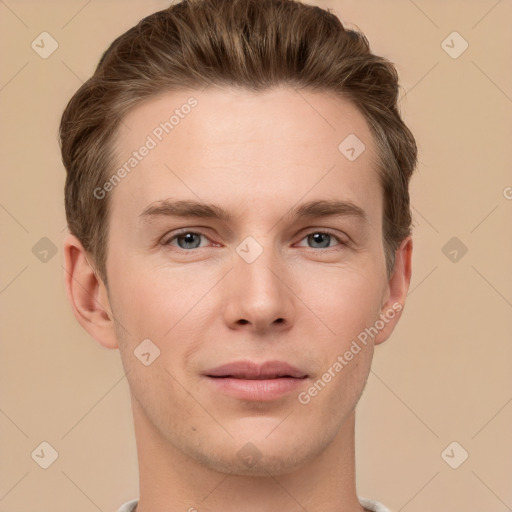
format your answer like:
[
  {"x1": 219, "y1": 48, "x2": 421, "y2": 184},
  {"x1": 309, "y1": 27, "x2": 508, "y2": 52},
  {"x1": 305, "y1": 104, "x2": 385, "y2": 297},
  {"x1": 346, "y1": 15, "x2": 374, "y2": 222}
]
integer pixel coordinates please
[{"x1": 205, "y1": 376, "x2": 307, "y2": 401}]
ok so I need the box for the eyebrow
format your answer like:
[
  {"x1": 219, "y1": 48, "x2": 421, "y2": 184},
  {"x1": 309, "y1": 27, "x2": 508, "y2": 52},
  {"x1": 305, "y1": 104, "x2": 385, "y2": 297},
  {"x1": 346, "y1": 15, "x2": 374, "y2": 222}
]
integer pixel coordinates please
[
  {"x1": 291, "y1": 199, "x2": 366, "y2": 223},
  {"x1": 139, "y1": 200, "x2": 232, "y2": 222},
  {"x1": 138, "y1": 199, "x2": 367, "y2": 224}
]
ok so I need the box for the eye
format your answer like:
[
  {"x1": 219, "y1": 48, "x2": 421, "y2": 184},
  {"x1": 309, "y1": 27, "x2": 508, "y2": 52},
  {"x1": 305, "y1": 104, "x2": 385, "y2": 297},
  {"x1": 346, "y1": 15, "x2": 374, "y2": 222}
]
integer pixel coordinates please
[
  {"x1": 296, "y1": 231, "x2": 347, "y2": 249},
  {"x1": 165, "y1": 231, "x2": 210, "y2": 250},
  {"x1": 162, "y1": 229, "x2": 348, "y2": 251}
]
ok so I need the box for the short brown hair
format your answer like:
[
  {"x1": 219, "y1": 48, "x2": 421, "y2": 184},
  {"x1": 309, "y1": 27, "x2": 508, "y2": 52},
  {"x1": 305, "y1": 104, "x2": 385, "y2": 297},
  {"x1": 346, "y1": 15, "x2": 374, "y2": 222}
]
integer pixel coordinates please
[{"x1": 60, "y1": 0, "x2": 417, "y2": 283}]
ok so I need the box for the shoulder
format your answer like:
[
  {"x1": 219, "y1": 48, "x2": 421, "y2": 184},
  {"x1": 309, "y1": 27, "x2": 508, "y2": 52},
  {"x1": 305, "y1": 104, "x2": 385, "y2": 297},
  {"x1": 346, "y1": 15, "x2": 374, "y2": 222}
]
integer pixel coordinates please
[
  {"x1": 117, "y1": 499, "x2": 138, "y2": 512},
  {"x1": 359, "y1": 496, "x2": 393, "y2": 512}
]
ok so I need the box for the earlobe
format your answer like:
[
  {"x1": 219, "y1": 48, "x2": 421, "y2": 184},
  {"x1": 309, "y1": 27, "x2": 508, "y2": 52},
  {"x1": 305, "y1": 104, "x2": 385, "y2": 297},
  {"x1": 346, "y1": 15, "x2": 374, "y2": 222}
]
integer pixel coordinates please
[
  {"x1": 374, "y1": 236, "x2": 413, "y2": 345},
  {"x1": 63, "y1": 234, "x2": 119, "y2": 349}
]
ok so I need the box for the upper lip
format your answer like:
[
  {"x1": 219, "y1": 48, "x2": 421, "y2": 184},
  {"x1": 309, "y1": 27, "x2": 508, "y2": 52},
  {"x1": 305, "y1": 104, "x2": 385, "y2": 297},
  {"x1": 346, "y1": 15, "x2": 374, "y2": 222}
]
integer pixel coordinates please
[{"x1": 205, "y1": 360, "x2": 308, "y2": 379}]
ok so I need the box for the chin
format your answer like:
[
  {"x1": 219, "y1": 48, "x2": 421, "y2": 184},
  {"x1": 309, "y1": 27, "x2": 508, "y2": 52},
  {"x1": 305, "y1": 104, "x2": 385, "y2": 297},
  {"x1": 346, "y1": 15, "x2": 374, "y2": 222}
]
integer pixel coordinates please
[{"x1": 186, "y1": 432, "x2": 322, "y2": 477}]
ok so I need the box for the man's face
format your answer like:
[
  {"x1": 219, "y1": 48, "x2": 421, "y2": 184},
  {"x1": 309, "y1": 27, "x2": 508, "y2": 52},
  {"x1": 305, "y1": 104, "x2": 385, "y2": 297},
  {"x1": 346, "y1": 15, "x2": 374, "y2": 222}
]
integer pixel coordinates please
[{"x1": 104, "y1": 87, "x2": 400, "y2": 475}]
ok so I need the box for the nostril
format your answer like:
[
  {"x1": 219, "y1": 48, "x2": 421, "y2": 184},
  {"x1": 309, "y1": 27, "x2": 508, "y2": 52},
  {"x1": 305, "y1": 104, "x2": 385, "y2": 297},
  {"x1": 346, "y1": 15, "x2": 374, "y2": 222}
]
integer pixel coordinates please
[
  {"x1": 275, "y1": 318, "x2": 284, "y2": 324},
  {"x1": 238, "y1": 319, "x2": 249, "y2": 325}
]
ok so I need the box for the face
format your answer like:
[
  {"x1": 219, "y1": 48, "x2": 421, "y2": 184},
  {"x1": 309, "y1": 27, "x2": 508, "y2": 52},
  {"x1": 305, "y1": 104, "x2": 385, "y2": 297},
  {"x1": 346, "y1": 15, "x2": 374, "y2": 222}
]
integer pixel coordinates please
[{"x1": 102, "y1": 86, "x2": 405, "y2": 475}]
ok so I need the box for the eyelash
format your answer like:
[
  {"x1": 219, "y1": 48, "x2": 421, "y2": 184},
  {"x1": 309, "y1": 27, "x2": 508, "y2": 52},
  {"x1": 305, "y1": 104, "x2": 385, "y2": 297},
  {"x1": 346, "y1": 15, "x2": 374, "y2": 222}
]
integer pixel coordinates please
[{"x1": 162, "y1": 229, "x2": 349, "y2": 251}]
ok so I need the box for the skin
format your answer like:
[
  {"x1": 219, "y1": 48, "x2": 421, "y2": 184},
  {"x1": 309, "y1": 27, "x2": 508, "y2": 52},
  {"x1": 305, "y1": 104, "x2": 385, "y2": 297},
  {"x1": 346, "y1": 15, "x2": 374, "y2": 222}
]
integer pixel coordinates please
[{"x1": 64, "y1": 86, "x2": 412, "y2": 512}]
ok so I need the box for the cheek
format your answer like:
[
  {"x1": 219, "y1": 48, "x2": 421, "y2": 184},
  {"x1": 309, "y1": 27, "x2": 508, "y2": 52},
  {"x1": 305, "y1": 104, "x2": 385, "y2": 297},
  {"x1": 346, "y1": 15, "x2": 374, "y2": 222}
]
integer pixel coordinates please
[
  {"x1": 108, "y1": 259, "x2": 215, "y2": 342},
  {"x1": 294, "y1": 265, "x2": 382, "y2": 405},
  {"x1": 297, "y1": 264, "x2": 383, "y2": 339}
]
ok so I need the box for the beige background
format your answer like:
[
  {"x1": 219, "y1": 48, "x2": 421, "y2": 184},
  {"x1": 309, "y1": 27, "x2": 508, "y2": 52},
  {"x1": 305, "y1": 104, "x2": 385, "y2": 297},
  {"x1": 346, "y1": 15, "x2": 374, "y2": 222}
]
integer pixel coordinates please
[{"x1": 1, "y1": 0, "x2": 511, "y2": 511}]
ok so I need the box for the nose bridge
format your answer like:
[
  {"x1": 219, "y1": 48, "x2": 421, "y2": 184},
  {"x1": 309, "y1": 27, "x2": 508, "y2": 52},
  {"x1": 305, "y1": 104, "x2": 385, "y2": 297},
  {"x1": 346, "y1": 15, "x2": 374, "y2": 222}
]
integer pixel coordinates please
[
  {"x1": 236, "y1": 235, "x2": 284, "y2": 302},
  {"x1": 240, "y1": 246, "x2": 280, "y2": 296}
]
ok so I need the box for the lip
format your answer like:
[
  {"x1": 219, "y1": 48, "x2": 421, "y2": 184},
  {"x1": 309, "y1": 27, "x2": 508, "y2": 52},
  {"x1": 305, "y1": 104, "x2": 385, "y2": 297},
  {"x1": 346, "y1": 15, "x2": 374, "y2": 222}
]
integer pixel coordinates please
[
  {"x1": 203, "y1": 360, "x2": 309, "y2": 401},
  {"x1": 205, "y1": 360, "x2": 308, "y2": 379}
]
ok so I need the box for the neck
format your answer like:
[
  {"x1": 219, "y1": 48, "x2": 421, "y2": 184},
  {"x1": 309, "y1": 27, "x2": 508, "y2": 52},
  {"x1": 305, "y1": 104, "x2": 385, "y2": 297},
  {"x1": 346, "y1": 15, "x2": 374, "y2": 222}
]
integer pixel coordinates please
[{"x1": 132, "y1": 397, "x2": 366, "y2": 512}]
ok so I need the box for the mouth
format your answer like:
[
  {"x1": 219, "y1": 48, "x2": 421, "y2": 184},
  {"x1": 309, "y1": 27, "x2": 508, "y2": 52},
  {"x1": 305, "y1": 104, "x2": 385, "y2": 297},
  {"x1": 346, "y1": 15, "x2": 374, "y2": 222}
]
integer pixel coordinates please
[
  {"x1": 208, "y1": 375, "x2": 306, "y2": 379},
  {"x1": 205, "y1": 360, "x2": 308, "y2": 379},
  {"x1": 203, "y1": 360, "x2": 309, "y2": 401}
]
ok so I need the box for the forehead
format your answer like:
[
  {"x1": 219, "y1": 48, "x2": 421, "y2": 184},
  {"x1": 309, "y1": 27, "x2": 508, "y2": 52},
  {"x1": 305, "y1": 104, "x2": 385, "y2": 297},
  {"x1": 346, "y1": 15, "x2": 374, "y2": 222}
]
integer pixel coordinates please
[{"x1": 108, "y1": 86, "x2": 381, "y2": 223}]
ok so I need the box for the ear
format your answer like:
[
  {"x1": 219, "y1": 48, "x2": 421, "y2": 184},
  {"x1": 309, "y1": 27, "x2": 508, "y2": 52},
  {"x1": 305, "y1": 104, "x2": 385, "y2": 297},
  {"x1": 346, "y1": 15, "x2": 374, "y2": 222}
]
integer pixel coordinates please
[
  {"x1": 63, "y1": 233, "x2": 118, "y2": 349},
  {"x1": 374, "y1": 236, "x2": 413, "y2": 345}
]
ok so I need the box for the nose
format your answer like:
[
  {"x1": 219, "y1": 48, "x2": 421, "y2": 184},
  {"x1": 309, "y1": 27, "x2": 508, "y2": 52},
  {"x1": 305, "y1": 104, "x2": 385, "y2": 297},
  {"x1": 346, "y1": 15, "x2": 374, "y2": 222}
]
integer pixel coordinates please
[{"x1": 223, "y1": 244, "x2": 295, "y2": 333}]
